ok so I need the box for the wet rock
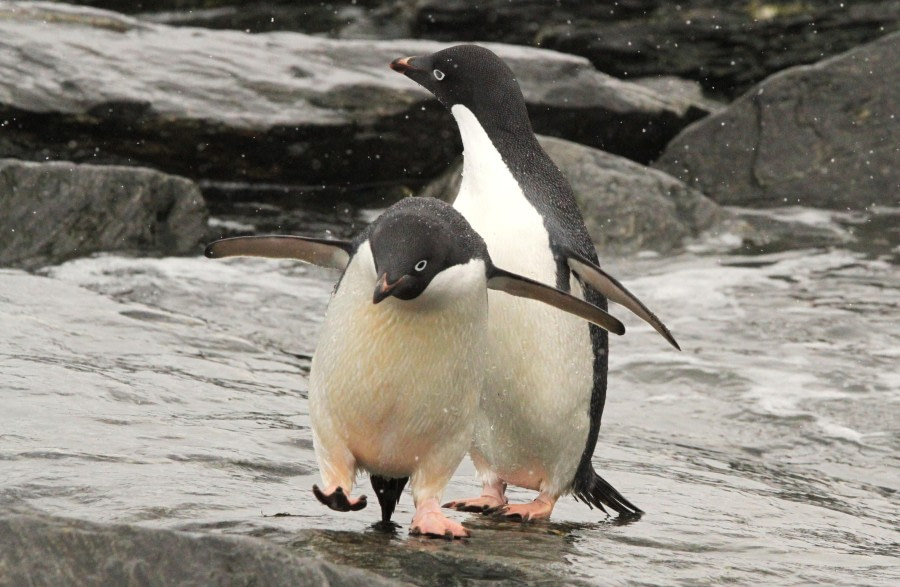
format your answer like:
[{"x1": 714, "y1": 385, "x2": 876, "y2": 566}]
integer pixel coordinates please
[
  {"x1": 43, "y1": 2, "x2": 900, "y2": 99},
  {"x1": 419, "y1": 135, "x2": 728, "y2": 255},
  {"x1": 654, "y1": 32, "x2": 899, "y2": 211},
  {"x1": 414, "y1": 1, "x2": 900, "y2": 99},
  {"x1": 724, "y1": 208, "x2": 857, "y2": 256},
  {"x1": 0, "y1": 159, "x2": 207, "y2": 269},
  {"x1": 141, "y1": 1, "x2": 415, "y2": 39},
  {"x1": 631, "y1": 76, "x2": 725, "y2": 116},
  {"x1": 0, "y1": 504, "x2": 400, "y2": 586},
  {"x1": 0, "y1": 2, "x2": 709, "y2": 193}
]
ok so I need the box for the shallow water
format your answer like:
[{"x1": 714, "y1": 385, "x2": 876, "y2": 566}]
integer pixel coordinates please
[{"x1": 1, "y1": 207, "x2": 898, "y2": 585}]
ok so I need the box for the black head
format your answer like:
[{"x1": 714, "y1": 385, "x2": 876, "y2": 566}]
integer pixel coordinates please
[
  {"x1": 390, "y1": 44, "x2": 531, "y2": 134},
  {"x1": 367, "y1": 198, "x2": 489, "y2": 304}
]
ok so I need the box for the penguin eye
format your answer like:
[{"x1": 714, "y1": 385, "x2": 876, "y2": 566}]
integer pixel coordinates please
[
  {"x1": 414, "y1": 260, "x2": 428, "y2": 272},
  {"x1": 433, "y1": 69, "x2": 445, "y2": 81}
]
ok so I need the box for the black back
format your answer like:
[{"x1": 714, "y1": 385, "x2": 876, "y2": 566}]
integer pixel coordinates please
[{"x1": 398, "y1": 44, "x2": 610, "y2": 494}]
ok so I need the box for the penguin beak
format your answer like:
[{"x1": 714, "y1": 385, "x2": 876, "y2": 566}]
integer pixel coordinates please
[
  {"x1": 373, "y1": 273, "x2": 408, "y2": 304},
  {"x1": 389, "y1": 56, "x2": 418, "y2": 74}
]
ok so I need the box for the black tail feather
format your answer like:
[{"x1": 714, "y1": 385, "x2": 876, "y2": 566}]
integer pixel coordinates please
[
  {"x1": 573, "y1": 467, "x2": 643, "y2": 518},
  {"x1": 370, "y1": 475, "x2": 409, "y2": 523}
]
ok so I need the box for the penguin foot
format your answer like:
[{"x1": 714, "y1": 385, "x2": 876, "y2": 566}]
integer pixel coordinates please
[
  {"x1": 496, "y1": 494, "x2": 556, "y2": 522},
  {"x1": 410, "y1": 499, "x2": 470, "y2": 539},
  {"x1": 313, "y1": 485, "x2": 367, "y2": 512},
  {"x1": 443, "y1": 495, "x2": 507, "y2": 514}
]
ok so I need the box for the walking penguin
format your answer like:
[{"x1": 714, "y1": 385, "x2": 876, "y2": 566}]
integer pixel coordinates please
[
  {"x1": 391, "y1": 45, "x2": 680, "y2": 520},
  {"x1": 206, "y1": 197, "x2": 629, "y2": 536}
]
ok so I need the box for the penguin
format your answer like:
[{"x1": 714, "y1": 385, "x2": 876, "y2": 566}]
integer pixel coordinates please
[
  {"x1": 390, "y1": 45, "x2": 680, "y2": 520},
  {"x1": 205, "y1": 197, "x2": 628, "y2": 538}
]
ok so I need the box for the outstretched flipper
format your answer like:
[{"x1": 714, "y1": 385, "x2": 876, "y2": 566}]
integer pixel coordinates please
[
  {"x1": 370, "y1": 475, "x2": 409, "y2": 523},
  {"x1": 312, "y1": 485, "x2": 368, "y2": 512},
  {"x1": 205, "y1": 235, "x2": 353, "y2": 270},
  {"x1": 564, "y1": 249, "x2": 680, "y2": 350},
  {"x1": 486, "y1": 266, "x2": 625, "y2": 335}
]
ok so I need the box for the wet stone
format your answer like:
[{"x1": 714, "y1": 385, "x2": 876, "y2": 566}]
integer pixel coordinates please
[
  {"x1": 655, "y1": 32, "x2": 900, "y2": 211},
  {"x1": 0, "y1": 0, "x2": 712, "y2": 191},
  {"x1": 0, "y1": 159, "x2": 208, "y2": 269}
]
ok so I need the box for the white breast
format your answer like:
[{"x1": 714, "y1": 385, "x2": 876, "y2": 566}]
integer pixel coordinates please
[
  {"x1": 450, "y1": 105, "x2": 594, "y2": 494},
  {"x1": 309, "y1": 244, "x2": 487, "y2": 480},
  {"x1": 451, "y1": 105, "x2": 552, "y2": 279}
]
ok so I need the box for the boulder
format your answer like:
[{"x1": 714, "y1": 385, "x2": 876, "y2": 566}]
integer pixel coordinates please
[
  {"x1": 631, "y1": 76, "x2": 725, "y2": 116},
  {"x1": 654, "y1": 32, "x2": 899, "y2": 210},
  {"x1": 140, "y1": 0, "x2": 414, "y2": 39},
  {"x1": 419, "y1": 135, "x2": 727, "y2": 255},
  {"x1": 0, "y1": 159, "x2": 207, "y2": 269},
  {"x1": 40, "y1": 2, "x2": 900, "y2": 99},
  {"x1": 413, "y1": 1, "x2": 900, "y2": 99},
  {"x1": 0, "y1": 2, "x2": 710, "y2": 194},
  {"x1": 0, "y1": 504, "x2": 400, "y2": 586}
]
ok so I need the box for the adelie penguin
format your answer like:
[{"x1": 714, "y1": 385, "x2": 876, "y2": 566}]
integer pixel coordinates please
[
  {"x1": 206, "y1": 197, "x2": 628, "y2": 538},
  {"x1": 391, "y1": 45, "x2": 681, "y2": 520}
]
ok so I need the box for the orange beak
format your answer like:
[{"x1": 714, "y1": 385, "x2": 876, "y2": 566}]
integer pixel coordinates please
[
  {"x1": 373, "y1": 273, "x2": 407, "y2": 304},
  {"x1": 390, "y1": 56, "x2": 415, "y2": 74}
]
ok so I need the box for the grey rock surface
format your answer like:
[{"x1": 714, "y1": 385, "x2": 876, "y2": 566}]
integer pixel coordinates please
[
  {"x1": 414, "y1": 0, "x2": 900, "y2": 99},
  {"x1": 654, "y1": 32, "x2": 899, "y2": 210},
  {"x1": 631, "y1": 76, "x2": 725, "y2": 116},
  {"x1": 0, "y1": 159, "x2": 207, "y2": 269},
  {"x1": 0, "y1": 1, "x2": 710, "y2": 191},
  {"x1": 419, "y1": 135, "x2": 728, "y2": 255},
  {"x1": 140, "y1": 0, "x2": 415, "y2": 39},
  {"x1": 71, "y1": 0, "x2": 898, "y2": 100},
  {"x1": 0, "y1": 503, "x2": 400, "y2": 586}
]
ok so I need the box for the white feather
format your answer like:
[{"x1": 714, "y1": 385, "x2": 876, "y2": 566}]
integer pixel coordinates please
[
  {"x1": 451, "y1": 104, "x2": 594, "y2": 495},
  {"x1": 309, "y1": 244, "x2": 487, "y2": 501}
]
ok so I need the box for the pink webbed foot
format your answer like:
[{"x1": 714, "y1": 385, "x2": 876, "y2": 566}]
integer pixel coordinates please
[
  {"x1": 313, "y1": 485, "x2": 367, "y2": 512},
  {"x1": 410, "y1": 499, "x2": 470, "y2": 539},
  {"x1": 443, "y1": 480, "x2": 507, "y2": 514},
  {"x1": 497, "y1": 494, "x2": 556, "y2": 522},
  {"x1": 443, "y1": 494, "x2": 507, "y2": 514}
]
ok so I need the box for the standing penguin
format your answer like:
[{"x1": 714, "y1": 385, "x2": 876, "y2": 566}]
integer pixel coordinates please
[
  {"x1": 206, "y1": 197, "x2": 627, "y2": 537},
  {"x1": 391, "y1": 45, "x2": 680, "y2": 520}
]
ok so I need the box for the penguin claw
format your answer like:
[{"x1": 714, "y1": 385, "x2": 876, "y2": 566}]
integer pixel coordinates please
[
  {"x1": 495, "y1": 507, "x2": 522, "y2": 521},
  {"x1": 442, "y1": 496, "x2": 507, "y2": 514},
  {"x1": 494, "y1": 500, "x2": 554, "y2": 522},
  {"x1": 313, "y1": 485, "x2": 367, "y2": 512},
  {"x1": 494, "y1": 506, "x2": 528, "y2": 522},
  {"x1": 409, "y1": 521, "x2": 470, "y2": 540},
  {"x1": 411, "y1": 499, "x2": 470, "y2": 539}
]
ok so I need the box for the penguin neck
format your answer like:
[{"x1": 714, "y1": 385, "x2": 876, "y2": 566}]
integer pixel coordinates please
[
  {"x1": 451, "y1": 104, "x2": 549, "y2": 213},
  {"x1": 450, "y1": 103, "x2": 596, "y2": 267},
  {"x1": 451, "y1": 104, "x2": 540, "y2": 178}
]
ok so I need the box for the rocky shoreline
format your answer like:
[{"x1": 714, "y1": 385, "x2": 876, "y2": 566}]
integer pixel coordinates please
[
  {"x1": 2, "y1": 2, "x2": 896, "y2": 270},
  {"x1": 0, "y1": 500, "x2": 401, "y2": 587},
  {"x1": 1, "y1": 2, "x2": 898, "y2": 584}
]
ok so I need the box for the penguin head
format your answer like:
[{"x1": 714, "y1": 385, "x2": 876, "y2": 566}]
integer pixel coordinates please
[
  {"x1": 390, "y1": 44, "x2": 530, "y2": 132},
  {"x1": 367, "y1": 198, "x2": 488, "y2": 305}
]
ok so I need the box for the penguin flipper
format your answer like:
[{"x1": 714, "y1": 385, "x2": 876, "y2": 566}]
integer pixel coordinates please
[
  {"x1": 205, "y1": 235, "x2": 352, "y2": 270},
  {"x1": 565, "y1": 251, "x2": 680, "y2": 350},
  {"x1": 370, "y1": 475, "x2": 409, "y2": 523},
  {"x1": 486, "y1": 267, "x2": 625, "y2": 335}
]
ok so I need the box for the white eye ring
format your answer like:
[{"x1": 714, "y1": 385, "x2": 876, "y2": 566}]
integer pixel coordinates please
[
  {"x1": 433, "y1": 69, "x2": 445, "y2": 81},
  {"x1": 414, "y1": 260, "x2": 428, "y2": 272}
]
